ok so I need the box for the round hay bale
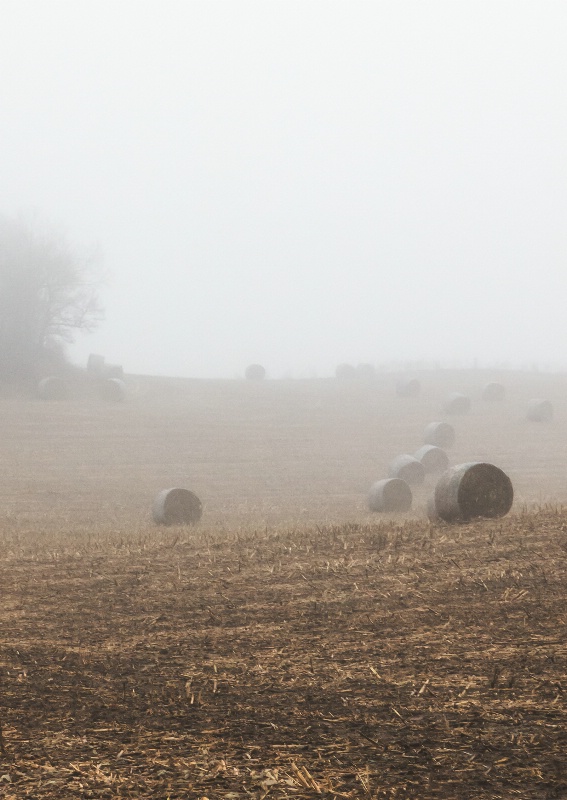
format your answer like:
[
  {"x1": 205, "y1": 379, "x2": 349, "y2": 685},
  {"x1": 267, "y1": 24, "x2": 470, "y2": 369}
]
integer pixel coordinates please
[
  {"x1": 414, "y1": 444, "x2": 450, "y2": 474},
  {"x1": 103, "y1": 363, "x2": 124, "y2": 379},
  {"x1": 482, "y1": 382, "x2": 506, "y2": 402},
  {"x1": 335, "y1": 363, "x2": 356, "y2": 380},
  {"x1": 388, "y1": 454, "x2": 426, "y2": 486},
  {"x1": 153, "y1": 488, "x2": 203, "y2": 526},
  {"x1": 38, "y1": 376, "x2": 69, "y2": 401},
  {"x1": 433, "y1": 462, "x2": 513, "y2": 523},
  {"x1": 99, "y1": 378, "x2": 126, "y2": 402},
  {"x1": 443, "y1": 392, "x2": 471, "y2": 415},
  {"x1": 423, "y1": 421, "x2": 456, "y2": 448},
  {"x1": 396, "y1": 377, "x2": 420, "y2": 397},
  {"x1": 356, "y1": 363, "x2": 376, "y2": 380},
  {"x1": 368, "y1": 478, "x2": 412, "y2": 512},
  {"x1": 527, "y1": 398, "x2": 553, "y2": 422},
  {"x1": 87, "y1": 353, "x2": 105, "y2": 376},
  {"x1": 245, "y1": 363, "x2": 266, "y2": 380}
]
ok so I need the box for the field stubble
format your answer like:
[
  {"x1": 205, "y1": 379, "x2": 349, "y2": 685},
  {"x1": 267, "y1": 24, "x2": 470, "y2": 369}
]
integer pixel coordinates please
[{"x1": 1, "y1": 370, "x2": 567, "y2": 797}]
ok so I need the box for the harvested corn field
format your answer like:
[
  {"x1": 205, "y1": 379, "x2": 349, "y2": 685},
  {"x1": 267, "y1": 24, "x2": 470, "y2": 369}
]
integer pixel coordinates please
[
  {"x1": 1, "y1": 510, "x2": 567, "y2": 798},
  {"x1": 1, "y1": 369, "x2": 567, "y2": 797}
]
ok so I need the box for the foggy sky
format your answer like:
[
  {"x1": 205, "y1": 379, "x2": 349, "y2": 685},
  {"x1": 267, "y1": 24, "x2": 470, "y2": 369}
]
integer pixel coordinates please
[{"x1": 1, "y1": 1, "x2": 566, "y2": 378}]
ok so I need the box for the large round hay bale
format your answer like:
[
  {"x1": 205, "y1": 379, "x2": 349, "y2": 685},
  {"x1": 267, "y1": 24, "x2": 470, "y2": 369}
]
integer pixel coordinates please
[
  {"x1": 99, "y1": 378, "x2": 126, "y2": 402},
  {"x1": 245, "y1": 363, "x2": 266, "y2": 380},
  {"x1": 87, "y1": 353, "x2": 105, "y2": 376},
  {"x1": 38, "y1": 376, "x2": 69, "y2": 401},
  {"x1": 356, "y1": 363, "x2": 376, "y2": 380},
  {"x1": 335, "y1": 363, "x2": 356, "y2": 380},
  {"x1": 527, "y1": 398, "x2": 553, "y2": 422},
  {"x1": 368, "y1": 478, "x2": 412, "y2": 512},
  {"x1": 443, "y1": 392, "x2": 471, "y2": 415},
  {"x1": 388, "y1": 454, "x2": 426, "y2": 486},
  {"x1": 423, "y1": 421, "x2": 456, "y2": 448},
  {"x1": 482, "y1": 382, "x2": 506, "y2": 402},
  {"x1": 153, "y1": 488, "x2": 203, "y2": 525},
  {"x1": 433, "y1": 462, "x2": 513, "y2": 523},
  {"x1": 396, "y1": 377, "x2": 420, "y2": 397},
  {"x1": 414, "y1": 444, "x2": 450, "y2": 474},
  {"x1": 103, "y1": 363, "x2": 124, "y2": 379}
]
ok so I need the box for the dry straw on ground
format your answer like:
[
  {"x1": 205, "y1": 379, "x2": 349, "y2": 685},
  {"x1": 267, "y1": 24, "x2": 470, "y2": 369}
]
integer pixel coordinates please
[
  {"x1": 367, "y1": 477, "x2": 412, "y2": 512},
  {"x1": 1, "y1": 507, "x2": 567, "y2": 799},
  {"x1": 3, "y1": 367, "x2": 567, "y2": 798}
]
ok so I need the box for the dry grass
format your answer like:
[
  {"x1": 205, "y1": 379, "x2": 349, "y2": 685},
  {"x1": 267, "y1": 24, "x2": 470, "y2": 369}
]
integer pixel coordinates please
[{"x1": 1, "y1": 369, "x2": 567, "y2": 797}]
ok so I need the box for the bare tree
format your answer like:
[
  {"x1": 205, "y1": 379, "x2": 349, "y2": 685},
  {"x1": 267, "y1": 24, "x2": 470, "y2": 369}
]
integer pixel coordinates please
[{"x1": 0, "y1": 213, "x2": 104, "y2": 382}]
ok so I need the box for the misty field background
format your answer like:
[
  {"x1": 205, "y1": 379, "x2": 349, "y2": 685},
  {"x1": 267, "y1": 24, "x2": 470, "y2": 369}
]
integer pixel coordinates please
[
  {"x1": 1, "y1": 369, "x2": 567, "y2": 799},
  {"x1": 2, "y1": 369, "x2": 567, "y2": 533}
]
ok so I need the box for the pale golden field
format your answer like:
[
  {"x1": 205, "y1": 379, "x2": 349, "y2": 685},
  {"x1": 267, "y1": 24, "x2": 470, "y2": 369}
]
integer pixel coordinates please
[{"x1": 1, "y1": 370, "x2": 567, "y2": 798}]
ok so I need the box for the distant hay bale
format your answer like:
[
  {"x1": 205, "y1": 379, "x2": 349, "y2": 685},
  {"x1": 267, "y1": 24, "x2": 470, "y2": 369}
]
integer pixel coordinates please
[
  {"x1": 396, "y1": 377, "x2": 420, "y2": 397},
  {"x1": 482, "y1": 382, "x2": 506, "y2": 402},
  {"x1": 335, "y1": 363, "x2": 356, "y2": 380},
  {"x1": 423, "y1": 421, "x2": 456, "y2": 448},
  {"x1": 368, "y1": 478, "x2": 412, "y2": 512},
  {"x1": 245, "y1": 364, "x2": 266, "y2": 380},
  {"x1": 103, "y1": 364, "x2": 124, "y2": 380},
  {"x1": 356, "y1": 363, "x2": 376, "y2": 380},
  {"x1": 38, "y1": 376, "x2": 69, "y2": 401},
  {"x1": 99, "y1": 378, "x2": 126, "y2": 402},
  {"x1": 414, "y1": 445, "x2": 450, "y2": 474},
  {"x1": 153, "y1": 488, "x2": 203, "y2": 526},
  {"x1": 388, "y1": 454, "x2": 426, "y2": 486},
  {"x1": 433, "y1": 462, "x2": 513, "y2": 523},
  {"x1": 443, "y1": 392, "x2": 471, "y2": 415},
  {"x1": 527, "y1": 398, "x2": 553, "y2": 422},
  {"x1": 87, "y1": 353, "x2": 105, "y2": 376}
]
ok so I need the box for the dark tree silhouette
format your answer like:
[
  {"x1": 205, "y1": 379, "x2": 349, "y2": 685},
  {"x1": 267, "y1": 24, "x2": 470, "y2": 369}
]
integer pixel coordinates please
[{"x1": 0, "y1": 214, "x2": 103, "y2": 382}]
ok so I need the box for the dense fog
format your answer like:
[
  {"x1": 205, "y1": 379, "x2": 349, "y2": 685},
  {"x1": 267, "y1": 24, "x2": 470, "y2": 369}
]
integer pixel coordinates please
[{"x1": 1, "y1": 1, "x2": 566, "y2": 378}]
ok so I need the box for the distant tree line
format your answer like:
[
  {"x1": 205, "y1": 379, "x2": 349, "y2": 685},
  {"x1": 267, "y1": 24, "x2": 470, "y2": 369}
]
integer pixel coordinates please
[{"x1": 0, "y1": 213, "x2": 103, "y2": 384}]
